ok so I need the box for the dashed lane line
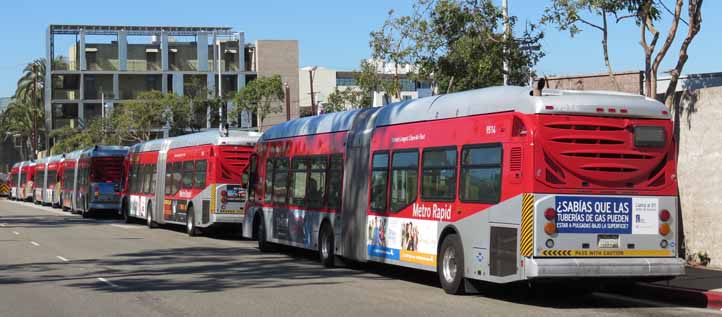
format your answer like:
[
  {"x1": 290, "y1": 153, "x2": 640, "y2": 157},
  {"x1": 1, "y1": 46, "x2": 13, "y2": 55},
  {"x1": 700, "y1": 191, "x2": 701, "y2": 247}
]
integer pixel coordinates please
[
  {"x1": 56, "y1": 256, "x2": 69, "y2": 262},
  {"x1": 97, "y1": 277, "x2": 119, "y2": 288},
  {"x1": 30, "y1": 241, "x2": 40, "y2": 246},
  {"x1": 12, "y1": 231, "x2": 19, "y2": 235},
  {"x1": 110, "y1": 224, "x2": 142, "y2": 229}
]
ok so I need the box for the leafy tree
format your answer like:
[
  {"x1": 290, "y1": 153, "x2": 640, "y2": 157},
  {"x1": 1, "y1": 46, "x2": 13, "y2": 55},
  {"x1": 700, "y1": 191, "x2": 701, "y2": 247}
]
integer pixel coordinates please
[
  {"x1": 322, "y1": 88, "x2": 367, "y2": 113},
  {"x1": 356, "y1": 60, "x2": 383, "y2": 106},
  {"x1": 112, "y1": 91, "x2": 172, "y2": 143},
  {"x1": 542, "y1": 0, "x2": 704, "y2": 108},
  {"x1": 541, "y1": 0, "x2": 628, "y2": 90},
  {"x1": 232, "y1": 75, "x2": 284, "y2": 128},
  {"x1": 373, "y1": 0, "x2": 544, "y2": 94}
]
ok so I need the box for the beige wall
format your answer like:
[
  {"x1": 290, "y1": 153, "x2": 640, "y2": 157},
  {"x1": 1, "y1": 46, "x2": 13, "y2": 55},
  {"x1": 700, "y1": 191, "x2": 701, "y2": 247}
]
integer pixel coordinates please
[
  {"x1": 255, "y1": 40, "x2": 299, "y2": 130},
  {"x1": 676, "y1": 86, "x2": 722, "y2": 268},
  {"x1": 544, "y1": 71, "x2": 643, "y2": 95}
]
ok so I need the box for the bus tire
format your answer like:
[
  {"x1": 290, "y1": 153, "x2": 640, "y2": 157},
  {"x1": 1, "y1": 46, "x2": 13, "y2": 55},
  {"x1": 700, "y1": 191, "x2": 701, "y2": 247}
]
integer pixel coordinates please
[
  {"x1": 255, "y1": 213, "x2": 271, "y2": 252},
  {"x1": 123, "y1": 200, "x2": 132, "y2": 224},
  {"x1": 319, "y1": 223, "x2": 335, "y2": 268},
  {"x1": 438, "y1": 233, "x2": 465, "y2": 295},
  {"x1": 147, "y1": 203, "x2": 157, "y2": 229},
  {"x1": 186, "y1": 205, "x2": 199, "y2": 237}
]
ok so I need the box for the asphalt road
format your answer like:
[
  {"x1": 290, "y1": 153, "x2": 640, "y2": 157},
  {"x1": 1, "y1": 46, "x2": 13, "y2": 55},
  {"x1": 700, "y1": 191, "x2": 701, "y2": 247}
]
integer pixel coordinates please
[{"x1": 0, "y1": 198, "x2": 717, "y2": 317}]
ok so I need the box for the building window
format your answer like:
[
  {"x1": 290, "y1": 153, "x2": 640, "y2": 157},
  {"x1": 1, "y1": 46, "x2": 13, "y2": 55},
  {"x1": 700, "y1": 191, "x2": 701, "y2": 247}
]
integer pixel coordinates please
[
  {"x1": 389, "y1": 150, "x2": 418, "y2": 212},
  {"x1": 460, "y1": 144, "x2": 502, "y2": 203},
  {"x1": 422, "y1": 147, "x2": 457, "y2": 201},
  {"x1": 336, "y1": 77, "x2": 358, "y2": 86},
  {"x1": 400, "y1": 79, "x2": 415, "y2": 92}
]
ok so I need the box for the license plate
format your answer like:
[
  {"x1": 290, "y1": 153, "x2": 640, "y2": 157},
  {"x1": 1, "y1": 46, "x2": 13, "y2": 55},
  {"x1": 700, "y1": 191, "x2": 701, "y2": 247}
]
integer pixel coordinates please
[{"x1": 597, "y1": 235, "x2": 619, "y2": 248}]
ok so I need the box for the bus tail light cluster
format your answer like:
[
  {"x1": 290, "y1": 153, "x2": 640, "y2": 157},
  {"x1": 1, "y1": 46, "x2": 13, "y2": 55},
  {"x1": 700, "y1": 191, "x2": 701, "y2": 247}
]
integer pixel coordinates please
[
  {"x1": 659, "y1": 209, "x2": 671, "y2": 236},
  {"x1": 543, "y1": 208, "x2": 557, "y2": 236},
  {"x1": 220, "y1": 190, "x2": 228, "y2": 204}
]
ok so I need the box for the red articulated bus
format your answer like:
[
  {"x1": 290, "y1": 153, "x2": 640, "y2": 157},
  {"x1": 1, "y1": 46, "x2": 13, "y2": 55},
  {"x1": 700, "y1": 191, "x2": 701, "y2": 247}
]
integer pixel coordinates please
[
  {"x1": 243, "y1": 86, "x2": 683, "y2": 294},
  {"x1": 123, "y1": 130, "x2": 261, "y2": 236},
  {"x1": 33, "y1": 157, "x2": 48, "y2": 204},
  {"x1": 9, "y1": 163, "x2": 20, "y2": 200}
]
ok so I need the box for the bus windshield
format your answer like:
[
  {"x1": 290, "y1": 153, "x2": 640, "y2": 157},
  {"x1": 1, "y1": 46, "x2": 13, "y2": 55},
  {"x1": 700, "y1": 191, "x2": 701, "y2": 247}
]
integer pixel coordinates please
[{"x1": 91, "y1": 157, "x2": 124, "y2": 183}]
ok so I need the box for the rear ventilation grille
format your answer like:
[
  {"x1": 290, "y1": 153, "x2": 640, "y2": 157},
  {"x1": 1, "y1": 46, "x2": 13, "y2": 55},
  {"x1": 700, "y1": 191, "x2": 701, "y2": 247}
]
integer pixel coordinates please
[
  {"x1": 581, "y1": 166, "x2": 637, "y2": 173},
  {"x1": 561, "y1": 152, "x2": 653, "y2": 160},
  {"x1": 551, "y1": 137, "x2": 624, "y2": 145},
  {"x1": 510, "y1": 147, "x2": 522, "y2": 171},
  {"x1": 546, "y1": 124, "x2": 624, "y2": 131}
]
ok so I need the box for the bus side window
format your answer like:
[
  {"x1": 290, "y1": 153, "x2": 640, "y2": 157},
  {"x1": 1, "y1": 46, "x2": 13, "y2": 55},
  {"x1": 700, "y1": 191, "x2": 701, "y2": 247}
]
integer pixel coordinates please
[
  {"x1": 370, "y1": 152, "x2": 389, "y2": 212},
  {"x1": 460, "y1": 144, "x2": 502, "y2": 204},
  {"x1": 171, "y1": 162, "x2": 182, "y2": 195},
  {"x1": 390, "y1": 150, "x2": 419, "y2": 212},
  {"x1": 138, "y1": 164, "x2": 146, "y2": 194},
  {"x1": 247, "y1": 156, "x2": 257, "y2": 201},
  {"x1": 264, "y1": 159, "x2": 274, "y2": 203},
  {"x1": 130, "y1": 164, "x2": 138, "y2": 194},
  {"x1": 272, "y1": 158, "x2": 289, "y2": 205},
  {"x1": 181, "y1": 161, "x2": 194, "y2": 189},
  {"x1": 326, "y1": 154, "x2": 343, "y2": 210},
  {"x1": 307, "y1": 156, "x2": 327, "y2": 209},
  {"x1": 150, "y1": 165, "x2": 157, "y2": 193},
  {"x1": 144, "y1": 164, "x2": 153, "y2": 194},
  {"x1": 164, "y1": 163, "x2": 173, "y2": 195},
  {"x1": 290, "y1": 157, "x2": 308, "y2": 206},
  {"x1": 194, "y1": 160, "x2": 207, "y2": 189},
  {"x1": 421, "y1": 147, "x2": 457, "y2": 202}
]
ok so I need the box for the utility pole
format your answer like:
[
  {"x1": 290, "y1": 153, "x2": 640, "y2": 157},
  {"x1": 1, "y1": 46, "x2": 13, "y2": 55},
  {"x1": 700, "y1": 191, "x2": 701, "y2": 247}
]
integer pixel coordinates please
[
  {"x1": 308, "y1": 66, "x2": 317, "y2": 115},
  {"x1": 284, "y1": 82, "x2": 291, "y2": 121},
  {"x1": 502, "y1": 0, "x2": 509, "y2": 86},
  {"x1": 31, "y1": 63, "x2": 38, "y2": 159}
]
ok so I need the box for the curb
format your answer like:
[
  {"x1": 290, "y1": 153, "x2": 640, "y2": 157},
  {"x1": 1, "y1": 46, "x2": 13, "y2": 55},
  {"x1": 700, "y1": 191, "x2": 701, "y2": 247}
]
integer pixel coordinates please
[{"x1": 625, "y1": 283, "x2": 722, "y2": 310}]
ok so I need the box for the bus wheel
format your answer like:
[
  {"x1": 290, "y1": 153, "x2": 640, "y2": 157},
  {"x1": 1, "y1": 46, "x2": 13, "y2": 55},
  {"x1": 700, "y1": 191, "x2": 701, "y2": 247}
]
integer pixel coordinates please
[
  {"x1": 438, "y1": 233, "x2": 465, "y2": 295},
  {"x1": 256, "y1": 213, "x2": 271, "y2": 252},
  {"x1": 186, "y1": 206, "x2": 199, "y2": 237},
  {"x1": 319, "y1": 223, "x2": 335, "y2": 268},
  {"x1": 123, "y1": 201, "x2": 132, "y2": 224},
  {"x1": 146, "y1": 204, "x2": 157, "y2": 229}
]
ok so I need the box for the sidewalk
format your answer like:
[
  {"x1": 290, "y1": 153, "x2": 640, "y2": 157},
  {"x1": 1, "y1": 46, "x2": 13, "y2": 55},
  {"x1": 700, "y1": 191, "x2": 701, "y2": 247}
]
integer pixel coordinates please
[{"x1": 633, "y1": 266, "x2": 722, "y2": 310}]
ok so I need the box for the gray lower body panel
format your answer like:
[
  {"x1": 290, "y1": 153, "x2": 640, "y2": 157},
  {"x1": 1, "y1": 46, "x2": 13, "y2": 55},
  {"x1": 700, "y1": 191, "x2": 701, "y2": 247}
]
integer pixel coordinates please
[{"x1": 525, "y1": 257, "x2": 685, "y2": 278}]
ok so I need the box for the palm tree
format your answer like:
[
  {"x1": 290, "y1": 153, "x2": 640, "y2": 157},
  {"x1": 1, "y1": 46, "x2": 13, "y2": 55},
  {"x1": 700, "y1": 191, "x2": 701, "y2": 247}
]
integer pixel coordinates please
[{"x1": 0, "y1": 99, "x2": 38, "y2": 160}]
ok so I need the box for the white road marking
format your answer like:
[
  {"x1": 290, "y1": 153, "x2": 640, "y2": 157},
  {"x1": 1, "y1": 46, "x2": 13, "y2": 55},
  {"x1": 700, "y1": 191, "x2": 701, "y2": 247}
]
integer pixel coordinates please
[
  {"x1": 30, "y1": 241, "x2": 40, "y2": 246},
  {"x1": 110, "y1": 224, "x2": 141, "y2": 229},
  {"x1": 0, "y1": 223, "x2": 6, "y2": 226},
  {"x1": 97, "y1": 277, "x2": 119, "y2": 288},
  {"x1": 56, "y1": 256, "x2": 69, "y2": 262},
  {"x1": 12, "y1": 231, "x2": 19, "y2": 235}
]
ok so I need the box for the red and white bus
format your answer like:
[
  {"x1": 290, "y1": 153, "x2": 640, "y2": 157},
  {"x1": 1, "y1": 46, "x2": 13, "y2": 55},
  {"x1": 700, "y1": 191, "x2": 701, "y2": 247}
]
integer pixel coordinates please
[
  {"x1": 33, "y1": 157, "x2": 48, "y2": 204},
  {"x1": 19, "y1": 161, "x2": 36, "y2": 202},
  {"x1": 243, "y1": 86, "x2": 684, "y2": 294},
  {"x1": 123, "y1": 130, "x2": 261, "y2": 236},
  {"x1": 60, "y1": 150, "x2": 82, "y2": 211}
]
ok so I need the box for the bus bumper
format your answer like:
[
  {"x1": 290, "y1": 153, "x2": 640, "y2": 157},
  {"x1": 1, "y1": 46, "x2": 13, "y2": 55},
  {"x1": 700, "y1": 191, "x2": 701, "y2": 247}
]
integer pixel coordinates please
[
  {"x1": 89, "y1": 202, "x2": 121, "y2": 211},
  {"x1": 525, "y1": 257, "x2": 685, "y2": 278}
]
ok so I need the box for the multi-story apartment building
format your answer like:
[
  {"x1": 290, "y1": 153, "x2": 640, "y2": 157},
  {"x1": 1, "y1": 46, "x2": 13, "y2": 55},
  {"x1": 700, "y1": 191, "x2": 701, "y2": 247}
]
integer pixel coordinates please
[
  {"x1": 45, "y1": 24, "x2": 298, "y2": 142},
  {"x1": 298, "y1": 61, "x2": 432, "y2": 114}
]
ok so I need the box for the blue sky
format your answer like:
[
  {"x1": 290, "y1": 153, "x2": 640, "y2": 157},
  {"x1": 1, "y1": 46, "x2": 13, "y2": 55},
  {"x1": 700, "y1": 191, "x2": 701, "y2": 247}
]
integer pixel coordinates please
[{"x1": 0, "y1": 0, "x2": 719, "y2": 97}]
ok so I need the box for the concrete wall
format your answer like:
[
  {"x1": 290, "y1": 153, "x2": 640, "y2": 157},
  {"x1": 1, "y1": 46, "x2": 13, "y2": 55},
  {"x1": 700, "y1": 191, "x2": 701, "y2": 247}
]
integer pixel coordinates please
[
  {"x1": 545, "y1": 71, "x2": 643, "y2": 95},
  {"x1": 676, "y1": 86, "x2": 722, "y2": 268},
  {"x1": 298, "y1": 67, "x2": 337, "y2": 112},
  {"x1": 255, "y1": 40, "x2": 299, "y2": 130}
]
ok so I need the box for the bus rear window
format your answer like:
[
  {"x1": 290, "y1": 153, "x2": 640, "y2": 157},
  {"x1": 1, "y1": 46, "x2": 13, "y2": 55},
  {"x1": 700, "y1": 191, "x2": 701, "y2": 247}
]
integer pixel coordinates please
[
  {"x1": 634, "y1": 126, "x2": 666, "y2": 148},
  {"x1": 91, "y1": 157, "x2": 124, "y2": 183}
]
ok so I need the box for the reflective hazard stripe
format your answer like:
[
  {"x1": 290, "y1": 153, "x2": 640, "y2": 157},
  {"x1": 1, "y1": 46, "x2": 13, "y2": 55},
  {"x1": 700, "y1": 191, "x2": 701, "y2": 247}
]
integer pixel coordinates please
[
  {"x1": 541, "y1": 249, "x2": 673, "y2": 257},
  {"x1": 520, "y1": 193, "x2": 534, "y2": 257}
]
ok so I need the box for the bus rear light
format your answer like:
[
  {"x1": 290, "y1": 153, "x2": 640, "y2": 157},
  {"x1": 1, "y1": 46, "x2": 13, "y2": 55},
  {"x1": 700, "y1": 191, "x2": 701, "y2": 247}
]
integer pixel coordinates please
[
  {"x1": 544, "y1": 208, "x2": 556, "y2": 221},
  {"x1": 659, "y1": 209, "x2": 671, "y2": 222},
  {"x1": 659, "y1": 223, "x2": 671, "y2": 236},
  {"x1": 220, "y1": 190, "x2": 228, "y2": 204},
  {"x1": 544, "y1": 222, "x2": 557, "y2": 235}
]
